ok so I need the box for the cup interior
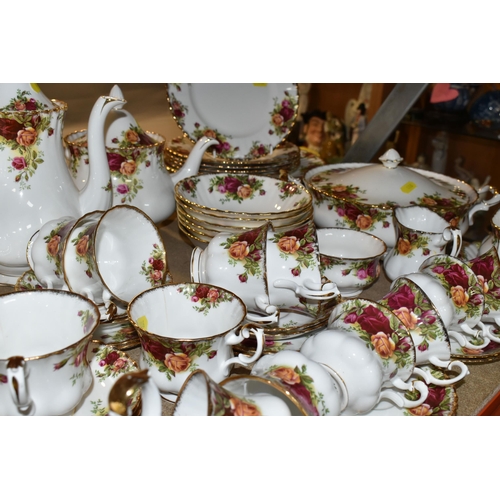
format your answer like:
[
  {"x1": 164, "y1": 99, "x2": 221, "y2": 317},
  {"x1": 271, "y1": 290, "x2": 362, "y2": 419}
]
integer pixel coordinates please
[
  {"x1": 317, "y1": 228, "x2": 386, "y2": 259},
  {"x1": 0, "y1": 290, "x2": 99, "y2": 359}
]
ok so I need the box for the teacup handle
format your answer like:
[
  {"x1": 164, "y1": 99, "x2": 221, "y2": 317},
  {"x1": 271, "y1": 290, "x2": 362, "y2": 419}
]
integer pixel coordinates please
[
  {"x1": 478, "y1": 321, "x2": 500, "y2": 344},
  {"x1": 221, "y1": 325, "x2": 265, "y2": 372},
  {"x1": 273, "y1": 278, "x2": 340, "y2": 301},
  {"x1": 443, "y1": 227, "x2": 462, "y2": 258},
  {"x1": 413, "y1": 361, "x2": 469, "y2": 386},
  {"x1": 448, "y1": 329, "x2": 490, "y2": 349},
  {"x1": 378, "y1": 380, "x2": 429, "y2": 409},
  {"x1": 6, "y1": 356, "x2": 33, "y2": 413},
  {"x1": 245, "y1": 295, "x2": 280, "y2": 326}
]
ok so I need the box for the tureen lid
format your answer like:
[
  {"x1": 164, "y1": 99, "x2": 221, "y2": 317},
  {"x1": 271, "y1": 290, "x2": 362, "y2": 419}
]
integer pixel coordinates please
[{"x1": 305, "y1": 149, "x2": 476, "y2": 211}]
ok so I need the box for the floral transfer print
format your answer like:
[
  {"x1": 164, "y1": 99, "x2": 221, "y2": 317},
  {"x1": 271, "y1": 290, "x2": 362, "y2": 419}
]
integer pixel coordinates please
[
  {"x1": 208, "y1": 174, "x2": 265, "y2": 204},
  {"x1": 71, "y1": 223, "x2": 97, "y2": 278},
  {"x1": 275, "y1": 180, "x2": 308, "y2": 204},
  {"x1": 268, "y1": 91, "x2": 298, "y2": 137},
  {"x1": 380, "y1": 280, "x2": 446, "y2": 353},
  {"x1": 140, "y1": 243, "x2": 167, "y2": 286},
  {"x1": 320, "y1": 254, "x2": 380, "y2": 285},
  {"x1": 1, "y1": 89, "x2": 56, "y2": 190},
  {"x1": 333, "y1": 299, "x2": 414, "y2": 377},
  {"x1": 265, "y1": 364, "x2": 327, "y2": 415},
  {"x1": 168, "y1": 90, "x2": 188, "y2": 128},
  {"x1": 15, "y1": 270, "x2": 44, "y2": 291},
  {"x1": 192, "y1": 123, "x2": 238, "y2": 159},
  {"x1": 245, "y1": 141, "x2": 271, "y2": 159},
  {"x1": 43, "y1": 218, "x2": 76, "y2": 279},
  {"x1": 270, "y1": 223, "x2": 318, "y2": 277},
  {"x1": 140, "y1": 333, "x2": 217, "y2": 381},
  {"x1": 179, "y1": 176, "x2": 200, "y2": 198},
  {"x1": 467, "y1": 247, "x2": 500, "y2": 316},
  {"x1": 308, "y1": 174, "x2": 368, "y2": 202},
  {"x1": 420, "y1": 255, "x2": 484, "y2": 322},
  {"x1": 411, "y1": 191, "x2": 467, "y2": 228},
  {"x1": 220, "y1": 226, "x2": 266, "y2": 284},
  {"x1": 392, "y1": 226, "x2": 434, "y2": 258},
  {"x1": 177, "y1": 283, "x2": 235, "y2": 315}
]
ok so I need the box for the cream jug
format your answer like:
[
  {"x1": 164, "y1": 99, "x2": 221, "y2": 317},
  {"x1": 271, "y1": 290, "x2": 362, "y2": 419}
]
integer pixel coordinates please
[
  {"x1": 0, "y1": 83, "x2": 125, "y2": 283},
  {"x1": 64, "y1": 85, "x2": 219, "y2": 224}
]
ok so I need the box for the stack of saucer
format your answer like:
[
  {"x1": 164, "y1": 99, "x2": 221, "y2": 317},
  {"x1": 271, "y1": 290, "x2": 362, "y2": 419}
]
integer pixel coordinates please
[
  {"x1": 174, "y1": 172, "x2": 314, "y2": 245},
  {"x1": 164, "y1": 136, "x2": 300, "y2": 178}
]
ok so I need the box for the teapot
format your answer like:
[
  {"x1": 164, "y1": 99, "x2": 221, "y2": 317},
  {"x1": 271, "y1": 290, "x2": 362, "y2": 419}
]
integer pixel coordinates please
[
  {"x1": 64, "y1": 85, "x2": 219, "y2": 224},
  {"x1": 0, "y1": 83, "x2": 125, "y2": 283}
]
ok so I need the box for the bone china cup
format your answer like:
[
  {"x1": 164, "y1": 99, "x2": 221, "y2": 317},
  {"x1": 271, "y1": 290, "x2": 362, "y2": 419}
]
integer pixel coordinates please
[
  {"x1": 0, "y1": 289, "x2": 100, "y2": 416},
  {"x1": 127, "y1": 283, "x2": 265, "y2": 399}
]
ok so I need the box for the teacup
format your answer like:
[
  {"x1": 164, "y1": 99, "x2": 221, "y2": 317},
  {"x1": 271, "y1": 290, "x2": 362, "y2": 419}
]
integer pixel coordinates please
[
  {"x1": 220, "y1": 374, "x2": 311, "y2": 416},
  {"x1": 379, "y1": 276, "x2": 469, "y2": 386},
  {"x1": 0, "y1": 289, "x2": 100, "y2": 416},
  {"x1": 317, "y1": 227, "x2": 386, "y2": 297},
  {"x1": 27, "y1": 215, "x2": 78, "y2": 289},
  {"x1": 250, "y1": 350, "x2": 346, "y2": 415},
  {"x1": 173, "y1": 369, "x2": 292, "y2": 416},
  {"x1": 403, "y1": 272, "x2": 490, "y2": 350},
  {"x1": 93, "y1": 205, "x2": 171, "y2": 303},
  {"x1": 383, "y1": 205, "x2": 462, "y2": 281},
  {"x1": 300, "y1": 327, "x2": 429, "y2": 415},
  {"x1": 127, "y1": 283, "x2": 265, "y2": 400}
]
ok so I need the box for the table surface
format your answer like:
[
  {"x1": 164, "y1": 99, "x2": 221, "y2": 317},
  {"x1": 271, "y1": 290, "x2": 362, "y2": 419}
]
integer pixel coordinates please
[{"x1": 3, "y1": 83, "x2": 500, "y2": 416}]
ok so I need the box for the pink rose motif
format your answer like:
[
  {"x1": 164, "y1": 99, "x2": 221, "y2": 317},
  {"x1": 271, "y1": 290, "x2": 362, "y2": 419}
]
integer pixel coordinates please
[
  {"x1": 279, "y1": 105, "x2": 294, "y2": 122},
  {"x1": 117, "y1": 184, "x2": 129, "y2": 194},
  {"x1": 425, "y1": 386, "x2": 446, "y2": 409},
  {"x1": 357, "y1": 305, "x2": 392, "y2": 335},
  {"x1": 344, "y1": 203, "x2": 363, "y2": 221},
  {"x1": 224, "y1": 176, "x2": 242, "y2": 193},
  {"x1": 384, "y1": 284, "x2": 416, "y2": 311},
  {"x1": 107, "y1": 152, "x2": 127, "y2": 171},
  {"x1": 150, "y1": 270, "x2": 162, "y2": 282},
  {"x1": 470, "y1": 255, "x2": 495, "y2": 282},
  {"x1": 357, "y1": 268, "x2": 368, "y2": 280},
  {"x1": 337, "y1": 207, "x2": 346, "y2": 217},
  {"x1": 25, "y1": 98, "x2": 37, "y2": 111},
  {"x1": 443, "y1": 264, "x2": 469, "y2": 289},
  {"x1": 11, "y1": 157, "x2": 27, "y2": 170}
]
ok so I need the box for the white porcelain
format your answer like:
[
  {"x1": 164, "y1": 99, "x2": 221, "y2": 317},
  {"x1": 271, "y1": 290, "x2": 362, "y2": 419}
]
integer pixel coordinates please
[
  {"x1": 304, "y1": 148, "x2": 500, "y2": 248},
  {"x1": 173, "y1": 369, "x2": 292, "y2": 416},
  {"x1": 64, "y1": 85, "x2": 219, "y2": 224},
  {"x1": 0, "y1": 289, "x2": 100, "y2": 416},
  {"x1": 27, "y1": 215, "x2": 78, "y2": 289},
  {"x1": 300, "y1": 327, "x2": 428, "y2": 415},
  {"x1": 0, "y1": 84, "x2": 125, "y2": 281},
  {"x1": 93, "y1": 205, "x2": 171, "y2": 304},
  {"x1": 251, "y1": 350, "x2": 346, "y2": 416},
  {"x1": 62, "y1": 210, "x2": 105, "y2": 304},
  {"x1": 384, "y1": 206, "x2": 462, "y2": 281},
  {"x1": 166, "y1": 83, "x2": 299, "y2": 159},
  {"x1": 127, "y1": 283, "x2": 265, "y2": 398},
  {"x1": 379, "y1": 276, "x2": 469, "y2": 386},
  {"x1": 317, "y1": 227, "x2": 386, "y2": 297}
]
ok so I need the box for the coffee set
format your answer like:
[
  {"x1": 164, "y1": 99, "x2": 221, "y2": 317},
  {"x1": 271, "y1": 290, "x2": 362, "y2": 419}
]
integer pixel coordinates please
[{"x1": 3, "y1": 82, "x2": 500, "y2": 416}]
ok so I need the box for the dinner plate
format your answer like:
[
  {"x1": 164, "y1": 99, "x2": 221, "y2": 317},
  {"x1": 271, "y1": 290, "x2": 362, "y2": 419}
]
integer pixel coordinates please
[{"x1": 166, "y1": 84, "x2": 298, "y2": 160}]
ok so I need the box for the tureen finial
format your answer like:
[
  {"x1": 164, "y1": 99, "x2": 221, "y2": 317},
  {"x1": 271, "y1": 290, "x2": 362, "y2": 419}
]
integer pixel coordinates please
[{"x1": 379, "y1": 149, "x2": 403, "y2": 169}]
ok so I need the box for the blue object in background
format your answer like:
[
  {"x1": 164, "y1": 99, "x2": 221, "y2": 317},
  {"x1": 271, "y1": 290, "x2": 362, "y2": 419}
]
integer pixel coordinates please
[{"x1": 469, "y1": 90, "x2": 500, "y2": 129}]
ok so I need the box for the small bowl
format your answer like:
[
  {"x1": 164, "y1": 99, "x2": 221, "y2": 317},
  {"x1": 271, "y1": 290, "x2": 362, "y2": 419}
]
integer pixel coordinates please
[{"x1": 317, "y1": 228, "x2": 386, "y2": 297}]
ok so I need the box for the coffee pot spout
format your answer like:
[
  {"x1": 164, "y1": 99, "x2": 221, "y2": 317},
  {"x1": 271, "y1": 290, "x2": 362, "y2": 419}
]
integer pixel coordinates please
[{"x1": 79, "y1": 95, "x2": 127, "y2": 215}]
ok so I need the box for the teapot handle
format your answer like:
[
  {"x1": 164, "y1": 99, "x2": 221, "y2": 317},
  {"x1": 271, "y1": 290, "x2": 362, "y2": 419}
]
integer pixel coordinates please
[{"x1": 468, "y1": 185, "x2": 500, "y2": 225}]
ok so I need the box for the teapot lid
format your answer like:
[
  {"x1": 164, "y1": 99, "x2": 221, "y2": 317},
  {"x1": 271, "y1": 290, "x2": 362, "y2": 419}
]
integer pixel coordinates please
[
  {"x1": 104, "y1": 85, "x2": 155, "y2": 148},
  {"x1": 305, "y1": 148, "x2": 476, "y2": 211},
  {"x1": 0, "y1": 83, "x2": 54, "y2": 111}
]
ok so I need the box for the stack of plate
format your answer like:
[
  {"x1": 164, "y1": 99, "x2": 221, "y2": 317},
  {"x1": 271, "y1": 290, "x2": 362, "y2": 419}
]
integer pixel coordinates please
[
  {"x1": 165, "y1": 83, "x2": 300, "y2": 178},
  {"x1": 174, "y1": 172, "x2": 314, "y2": 245},
  {"x1": 164, "y1": 136, "x2": 300, "y2": 178}
]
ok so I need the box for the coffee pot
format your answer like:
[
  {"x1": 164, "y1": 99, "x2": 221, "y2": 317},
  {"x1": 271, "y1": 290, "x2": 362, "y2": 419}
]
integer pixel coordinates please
[{"x1": 0, "y1": 83, "x2": 125, "y2": 283}]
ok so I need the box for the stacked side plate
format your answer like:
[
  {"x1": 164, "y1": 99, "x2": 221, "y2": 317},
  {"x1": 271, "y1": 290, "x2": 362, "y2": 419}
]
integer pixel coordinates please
[
  {"x1": 174, "y1": 172, "x2": 314, "y2": 245},
  {"x1": 164, "y1": 136, "x2": 300, "y2": 178}
]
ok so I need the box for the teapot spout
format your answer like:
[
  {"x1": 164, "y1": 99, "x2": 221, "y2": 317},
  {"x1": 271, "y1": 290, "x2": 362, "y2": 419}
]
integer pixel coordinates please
[
  {"x1": 79, "y1": 95, "x2": 126, "y2": 215},
  {"x1": 170, "y1": 137, "x2": 219, "y2": 185}
]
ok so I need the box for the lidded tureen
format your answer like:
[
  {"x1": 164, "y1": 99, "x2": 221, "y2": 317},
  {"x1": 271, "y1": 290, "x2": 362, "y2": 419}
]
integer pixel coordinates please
[{"x1": 304, "y1": 148, "x2": 500, "y2": 248}]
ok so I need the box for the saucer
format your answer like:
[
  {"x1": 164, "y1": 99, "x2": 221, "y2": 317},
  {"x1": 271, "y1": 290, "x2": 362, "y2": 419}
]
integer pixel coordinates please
[
  {"x1": 450, "y1": 331, "x2": 500, "y2": 363},
  {"x1": 92, "y1": 315, "x2": 140, "y2": 350},
  {"x1": 362, "y1": 368, "x2": 457, "y2": 416},
  {"x1": 72, "y1": 343, "x2": 140, "y2": 416}
]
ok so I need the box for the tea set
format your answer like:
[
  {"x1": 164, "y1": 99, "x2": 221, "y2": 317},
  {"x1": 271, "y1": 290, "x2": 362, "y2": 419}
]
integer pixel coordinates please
[{"x1": 3, "y1": 82, "x2": 500, "y2": 417}]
